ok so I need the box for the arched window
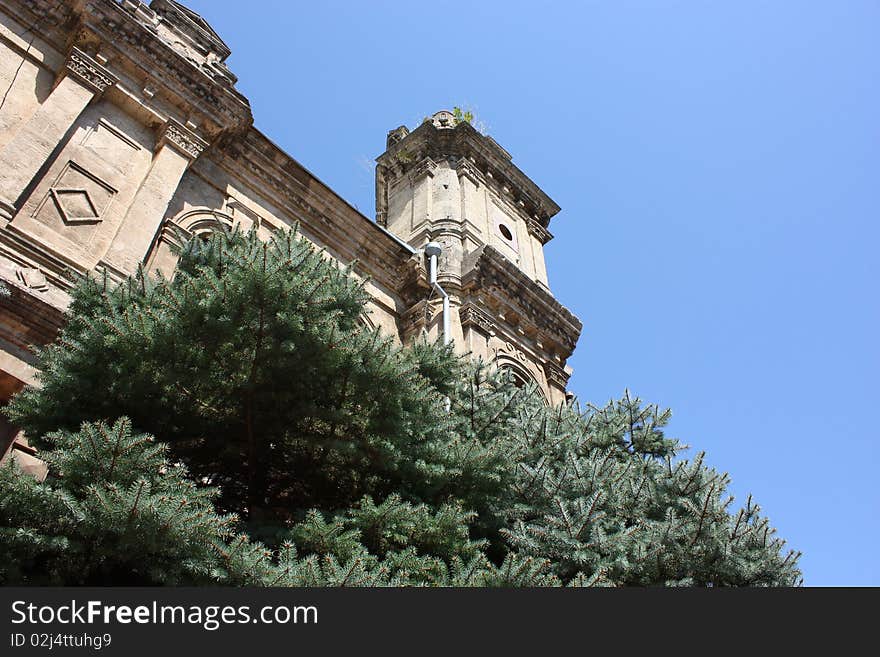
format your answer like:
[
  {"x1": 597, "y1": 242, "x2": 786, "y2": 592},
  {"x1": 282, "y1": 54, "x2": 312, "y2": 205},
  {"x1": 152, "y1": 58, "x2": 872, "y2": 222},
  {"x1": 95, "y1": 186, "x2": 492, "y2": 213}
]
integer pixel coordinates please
[
  {"x1": 500, "y1": 363, "x2": 532, "y2": 389},
  {"x1": 174, "y1": 209, "x2": 235, "y2": 239},
  {"x1": 495, "y1": 358, "x2": 548, "y2": 402},
  {"x1": 356, "y1": 312, "x2": 376, "y2": 332},
  {"x1": 147, "y1": 208, "x2": 237, "y2": 277}
]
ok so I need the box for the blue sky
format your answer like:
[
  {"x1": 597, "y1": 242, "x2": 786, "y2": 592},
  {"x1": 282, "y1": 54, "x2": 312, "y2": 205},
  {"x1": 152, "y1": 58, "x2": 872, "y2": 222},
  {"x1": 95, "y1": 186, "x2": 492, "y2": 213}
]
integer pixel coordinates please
[{"x1": 184, "y1": 0, "x2": 879, "y2": 585}]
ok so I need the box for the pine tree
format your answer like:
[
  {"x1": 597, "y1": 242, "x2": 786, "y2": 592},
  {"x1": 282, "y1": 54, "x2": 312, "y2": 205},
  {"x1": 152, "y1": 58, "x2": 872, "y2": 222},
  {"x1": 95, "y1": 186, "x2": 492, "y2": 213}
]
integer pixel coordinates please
[
  {"x1": 2, "y1": 227, "x2": 802, "y2": 586},
  {"x1": 494, "y1": 391, "x2": 802, "y2": 585},
  {"x1": 0, "y1": 418, "x2": 261, "y2": 585},
  {"x1": 7, "y1": 227, "x2": 455, "y2": 528}
]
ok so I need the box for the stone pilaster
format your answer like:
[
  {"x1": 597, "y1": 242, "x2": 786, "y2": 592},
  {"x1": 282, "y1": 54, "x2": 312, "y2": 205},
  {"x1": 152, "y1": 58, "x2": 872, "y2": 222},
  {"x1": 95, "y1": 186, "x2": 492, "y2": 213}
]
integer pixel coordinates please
[
  {"x1": 0, "y1": 48, "x2": 117, "y2": 219},
  {"x1": 543, "y1": 361, "x2": 571, "y2": 405},
  {"x1": 99, "y1": 119, "x2": 206, "y2": 277}
]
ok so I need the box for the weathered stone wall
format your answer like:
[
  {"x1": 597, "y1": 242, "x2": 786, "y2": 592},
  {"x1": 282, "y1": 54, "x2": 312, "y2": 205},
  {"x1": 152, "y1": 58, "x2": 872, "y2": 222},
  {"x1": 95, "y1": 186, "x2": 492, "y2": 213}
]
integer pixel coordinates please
[
  {"x1": 0, "y1": 0, "x2": 581, "y2": 459},
  {"x1": 377, "y1": 113, "x2": 580, "y2": 404},
  {"x1": 0, "y1": 9, "x2": 61, "y2": 150}
]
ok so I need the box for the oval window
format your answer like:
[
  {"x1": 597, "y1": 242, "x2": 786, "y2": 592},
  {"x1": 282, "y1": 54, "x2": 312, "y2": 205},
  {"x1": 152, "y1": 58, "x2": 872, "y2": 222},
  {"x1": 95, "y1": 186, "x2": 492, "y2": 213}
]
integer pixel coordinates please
[{"x1": 499, "y1": 224, "x2": 513, "y2": 241}]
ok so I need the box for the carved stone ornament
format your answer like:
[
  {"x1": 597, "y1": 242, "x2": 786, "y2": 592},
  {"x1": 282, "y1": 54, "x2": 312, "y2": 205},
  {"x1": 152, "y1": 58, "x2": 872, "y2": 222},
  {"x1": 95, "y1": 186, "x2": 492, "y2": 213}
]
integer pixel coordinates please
[
  {"x1": 526, "y1": 215, "x2": 553, "y2": 245},
  {"x1": 544, "y1": 362, "x2": 570, "y2": 389},
  {"x1": 496, "y1": 339, "x2": 530, "y2": 366},
  {"x1": 409, "y1": 157, "x2": 437, "y2": 183},
  {"x1": 400, "y1": 300, "x2": 428, "y2": 340},
  {"x1": 463, "y1": 246, "x2": 582, "y2": 355},
  {"x1": 64, "y1": 47, "x2": 118, "y2": 94},
  {"x1": 460, "y1": 304, "x2": 495, "y2": 335},
  {"x1": 160, "y1": 119, "x2": 208, "y2": 159},
  {"x1": 455, "y1": 159, "x2": 480, "y2": 186},
  {"x1": 49, "y1": 187, "x2": 101, "y2": 224},
  {"x1": 16, "y1": 267, "x2": 49, "y2": 292}
]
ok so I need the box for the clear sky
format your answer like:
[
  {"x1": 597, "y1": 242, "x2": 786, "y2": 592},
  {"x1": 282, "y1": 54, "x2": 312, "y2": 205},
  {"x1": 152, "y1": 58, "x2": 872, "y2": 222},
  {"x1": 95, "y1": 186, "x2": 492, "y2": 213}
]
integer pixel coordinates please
[{"x1": 183, "y1": 0, "x2": 879, "y2": 586}]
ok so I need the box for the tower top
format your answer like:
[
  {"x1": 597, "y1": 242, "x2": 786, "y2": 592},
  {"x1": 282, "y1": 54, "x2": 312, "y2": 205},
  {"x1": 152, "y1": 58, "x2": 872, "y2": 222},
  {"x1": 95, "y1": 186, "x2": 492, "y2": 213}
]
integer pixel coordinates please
[
  {"x1": 377, "y1": 112, "x2": 560, "y2": 230},
  {"x1": 428, "y1": 109, "x2": 456, "y2": 129},
  {"x1": 373, "y1": 110, "x2": 581, "y2": 399}
]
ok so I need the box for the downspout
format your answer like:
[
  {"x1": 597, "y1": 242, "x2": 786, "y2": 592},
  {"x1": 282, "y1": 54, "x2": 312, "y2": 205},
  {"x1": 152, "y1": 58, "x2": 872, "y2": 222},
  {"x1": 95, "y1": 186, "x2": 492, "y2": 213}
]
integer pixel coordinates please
[
  {"x1": 424, "y1": 241, "x2": 452, "y2": 412},
  {"x1": 424, "y1": 242, "x2": 450, "y2": 346}
]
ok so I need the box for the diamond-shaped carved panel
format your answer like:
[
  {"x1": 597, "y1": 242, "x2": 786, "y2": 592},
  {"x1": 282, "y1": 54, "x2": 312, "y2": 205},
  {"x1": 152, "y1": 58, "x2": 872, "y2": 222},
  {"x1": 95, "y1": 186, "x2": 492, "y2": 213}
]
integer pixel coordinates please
[{"x1": 49, "y1": 188, "x2": 100, "y2": 224}]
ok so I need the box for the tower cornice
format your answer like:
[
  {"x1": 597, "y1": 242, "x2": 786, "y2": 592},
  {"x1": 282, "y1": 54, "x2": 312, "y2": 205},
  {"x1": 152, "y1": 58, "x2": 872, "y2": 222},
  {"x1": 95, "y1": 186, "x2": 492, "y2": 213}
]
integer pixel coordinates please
[
  {"x1": 462, "y1": 245, "x2": 582, "y2": 358},
  {"x1": 58, "y1": 0, "x2": 253, "y2": 141},
  {"x1": 377, "y1": 120, "x2": 561, "y2": 229}
]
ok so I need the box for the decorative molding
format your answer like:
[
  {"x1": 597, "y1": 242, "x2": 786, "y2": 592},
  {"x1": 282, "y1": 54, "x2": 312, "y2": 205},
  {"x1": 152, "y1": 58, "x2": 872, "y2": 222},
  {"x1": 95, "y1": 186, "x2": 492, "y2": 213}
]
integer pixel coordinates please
[
  {"x1": 158, "y1": 219, "x2": 190, "y2": 248},
  {"x1": 147, "y1": 209, "x2": 235, "y2": 266},
  {"x1": 400, "y1": 300, "x2": 428, "y2": 342},
  {"x1": 5, "y1": 0, "x2": 72, "y2": 31},
  {"x1": 15, "y1": 267, "x2": 49, "y2": 292},
  {"x1": 386, "y1": 126, "x2": 409, "y2": 149},
  {"x1": 489, "y1": 340, "x2": 549, "y2": 401},
  {"x1": 225, "y1": 198, "x2": 263, "y2": 228},
  {"x1": 526, "y1": 215, "x2": 553, "y2": 245},
  {"x1": 376, "y1": 120, "x2": 561, "y2": 228},
  {"x1": 89, "y1": 118, "x2": 143, "y2": 151},
  {"x1": 409, "y1": 157, "x2": 437, "y2": 184},
  {"x1": 48, "y1": 188, "x2": 101, "y2": 224},
  {"x1": 460, "y1": 303, "x2": 495, "y2": 335},
  {"x1": 64, "y1": 0, "x2": 253, "y2": 132},
  {"x1": 398, "y1": 253, "x2": 430, "y2": 306},
  {"x1": 160, "y1": 119, "x2": 208, "y2": 159},
  {"x1": 169, "y1": 208, "x2": 234, "y2": 238},
  {"x1": 462, "y1": 245, "x2": 581, "y2": 356},
  {"x1": 0, "y1": 198, "x2": 17, "y2": 221},
  {"x1": 0, "y1": 227, "x2": 84, "y2": 294},
  {"x1": 544, "y1": 361, "x2": 570, "y2": 390},
  {"x1": 494, "y1": 339, "x2": 531, "y2": 367},
  {"x1": 93, "y1": 259, "x2": 128, "y2": 285},
  {"x1": 455, "y1": 158, "x2": 480, "y2": 187},
  {"x1": 219, "y1": 134, "x2": 416, "y2": 292},
  {"x1": 64, "y1": 47, "x2": 118, "y2": 94}
]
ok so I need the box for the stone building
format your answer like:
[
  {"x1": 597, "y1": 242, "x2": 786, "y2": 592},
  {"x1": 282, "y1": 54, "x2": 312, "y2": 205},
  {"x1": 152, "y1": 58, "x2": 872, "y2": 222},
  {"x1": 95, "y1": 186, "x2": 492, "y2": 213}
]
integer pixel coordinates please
[{"x1": 0, "y1": 0, "x2": 582, "y2": 472}]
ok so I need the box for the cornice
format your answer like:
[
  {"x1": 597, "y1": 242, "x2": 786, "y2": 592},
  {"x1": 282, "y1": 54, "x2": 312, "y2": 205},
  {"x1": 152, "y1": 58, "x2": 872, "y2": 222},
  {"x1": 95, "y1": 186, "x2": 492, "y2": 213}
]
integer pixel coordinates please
[
  {"x1": 462, "y1": 245, "x2": 582, "y2": 357},
  {"x1": 543, "y1": 361, "x2": 571, "y2": 390},
  {"x1": 526, "y1": 215, "x2": 553, "y2": 245},
  {"x1": 74, "y1": 0, "x2": 252, "y2": 136},
  {"x1": 409, "y1": 157, "x2": 437, "y2": 184},
  {"x1": 3, "y1": 1, "x2": 250, "y2": 137},
  {"x1": 212, "y1": 129, "x2": 415, "y2": 293},
  {"x1": 1, "y1": 0, "x2": 72, "y2": 33},
  {"x1": 0, "y1": 227, "x2": 87, "y2": 290},
  {"x1": 150, "y1": 0, "x2": 232, "y2": 61},
  {"x1": 377, "y1": 121, "x2": 561, "y2": 228}
]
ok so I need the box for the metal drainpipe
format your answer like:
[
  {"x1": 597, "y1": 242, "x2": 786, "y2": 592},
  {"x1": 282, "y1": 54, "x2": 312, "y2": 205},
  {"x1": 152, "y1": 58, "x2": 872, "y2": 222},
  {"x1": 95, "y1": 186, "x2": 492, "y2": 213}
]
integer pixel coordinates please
[
  {"x1": 424, "y1": 242, "x2": 450, "y2": 346},
  {"x1": 424, "y1": 241, "x2": 453, "y2": 413}
]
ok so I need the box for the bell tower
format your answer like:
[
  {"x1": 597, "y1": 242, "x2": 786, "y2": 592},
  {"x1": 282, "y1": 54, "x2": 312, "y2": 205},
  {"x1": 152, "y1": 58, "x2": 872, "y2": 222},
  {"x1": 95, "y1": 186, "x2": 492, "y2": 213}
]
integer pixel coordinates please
[{"x1": 376, "y1": 111, "x2": 582, "y2": 404}]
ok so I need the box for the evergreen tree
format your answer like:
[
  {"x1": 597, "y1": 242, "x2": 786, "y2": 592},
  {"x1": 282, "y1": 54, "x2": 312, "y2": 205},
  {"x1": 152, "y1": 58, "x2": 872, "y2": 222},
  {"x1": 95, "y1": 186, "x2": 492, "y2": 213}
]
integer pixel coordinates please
[
  {"x1": 491, "y1": 388, "x2": 801, "y2": 585},
  {"x1": 0, "y1": 418, "x2": 250, "y2": 585},
  {"x1": 2, "y1": 227, "x2": 801, "y2": 586},
  {"x1": 7, "y1": 227, "x2": 455, "y2": 528}
]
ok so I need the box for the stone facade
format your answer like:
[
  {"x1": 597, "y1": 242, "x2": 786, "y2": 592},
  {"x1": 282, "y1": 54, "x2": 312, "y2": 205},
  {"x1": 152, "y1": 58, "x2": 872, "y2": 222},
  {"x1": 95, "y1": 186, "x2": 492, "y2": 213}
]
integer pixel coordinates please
[{"x1": 0, "y1": 0, "x2": 582, "y2": 467}]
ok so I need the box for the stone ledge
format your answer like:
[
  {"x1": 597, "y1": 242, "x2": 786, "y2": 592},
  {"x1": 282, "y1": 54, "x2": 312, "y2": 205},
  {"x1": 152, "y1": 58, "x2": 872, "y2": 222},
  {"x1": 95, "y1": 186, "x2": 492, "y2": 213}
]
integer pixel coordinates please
[{"x1": 462, "y1": 244, "x2": 582, "y2": 357}]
